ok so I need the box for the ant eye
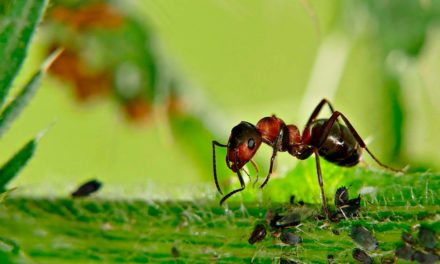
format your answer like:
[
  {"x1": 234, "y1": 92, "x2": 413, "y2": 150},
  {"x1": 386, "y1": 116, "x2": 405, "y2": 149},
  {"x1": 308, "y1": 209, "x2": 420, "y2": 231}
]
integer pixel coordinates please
[{"x1": 247, "y1": 138, "x2": 255, "y2": 149}]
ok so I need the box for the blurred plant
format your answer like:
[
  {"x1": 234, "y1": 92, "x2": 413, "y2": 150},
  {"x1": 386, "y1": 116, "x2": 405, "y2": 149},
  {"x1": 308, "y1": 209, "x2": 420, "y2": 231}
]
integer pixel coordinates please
[
  {"x1": 359, "y1": 0, "x2": 440, "y2": 168},
  {"x1": 41, "y1": 0, "x2": 231, "y2": 181},
  {"x1": 0, "y1": 0, "x2": 52, "y2": 192},
  {"x1": 44, "y1": 0, "x2": 161, "y2": 124}
]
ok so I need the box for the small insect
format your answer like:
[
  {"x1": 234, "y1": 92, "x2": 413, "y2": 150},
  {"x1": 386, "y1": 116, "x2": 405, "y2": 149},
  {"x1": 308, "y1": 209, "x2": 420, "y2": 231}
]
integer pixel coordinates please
[
  {"x1": 279, "y1": 257, "x2": 298, "y2": 264},
  {"x1": 248, "y1": 224, "x2": 267, "y2": 244},
  {"x1": 334, "y1": 186, "x2": 361, "y2": 218},
  {"x1": 352, "y1": 248, "x2": 373, "y2": 264},
  {"x1": 212, "y1": 99, "x2": 401, "y2": 218},
  {"x1": 327, "y1": 254, "x2": 335, "y2": 264},
  {"x1": 171, "y1": 246, "x2": 180, "y2": 258},
  {"x1": 71, "y1": 179, "x2": 102, "y2": 197},
  {"x1": 269, "y1": 212, "x2": 301, "y2": 229},
  {"x1": 350, "y1": 226, "x2": 378, "y2": 251},
  {"x1": 279, "y1": 230, "x2": 302, "y2": 246},
  {"x1": 395, "y1": 244, "x2": 414, "y2": 260},
  {"x1": 418, "y1": 226, "x2": 437, "y2": 250},
  {"x1": 401, "y1": 232, "x2": 414, "y2": 245}
]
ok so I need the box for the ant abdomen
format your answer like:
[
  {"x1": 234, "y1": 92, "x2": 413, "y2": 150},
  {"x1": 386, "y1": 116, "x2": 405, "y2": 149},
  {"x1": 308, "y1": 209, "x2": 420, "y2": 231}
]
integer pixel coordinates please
[{"x1": 306, "y1": 119, "x2": 362, "y2": 167}]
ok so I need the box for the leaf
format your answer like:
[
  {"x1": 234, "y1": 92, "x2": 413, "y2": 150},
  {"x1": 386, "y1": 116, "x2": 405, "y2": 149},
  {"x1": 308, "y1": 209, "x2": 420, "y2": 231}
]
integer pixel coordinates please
[
  {"x1": 0, "y1": 138, "x2": 36, "y2": 192},
  {"x1": 0, "y1": 49, "x2": 61, "y2": 139},
  {"x1": 0, "y1": 0, "x2": 48, "y2": 109}
]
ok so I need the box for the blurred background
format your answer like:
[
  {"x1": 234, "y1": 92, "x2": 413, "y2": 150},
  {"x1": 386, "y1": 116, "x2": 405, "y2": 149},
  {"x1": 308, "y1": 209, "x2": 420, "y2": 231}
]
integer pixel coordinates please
[{"x1": 2, "y1": 0, "x2": 440, "y2": 201}]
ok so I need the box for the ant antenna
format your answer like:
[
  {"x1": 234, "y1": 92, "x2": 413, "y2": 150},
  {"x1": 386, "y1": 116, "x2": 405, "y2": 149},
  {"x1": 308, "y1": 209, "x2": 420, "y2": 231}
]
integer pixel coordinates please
[{"x1": 212, "y1": 141, "x2": 227, "y2": 195}]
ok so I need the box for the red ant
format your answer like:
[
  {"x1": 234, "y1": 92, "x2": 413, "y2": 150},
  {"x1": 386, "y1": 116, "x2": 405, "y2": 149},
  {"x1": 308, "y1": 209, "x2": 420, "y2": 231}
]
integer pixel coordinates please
[{"x1": 212, "y1": 99, "x2": 401, "y2": 218}]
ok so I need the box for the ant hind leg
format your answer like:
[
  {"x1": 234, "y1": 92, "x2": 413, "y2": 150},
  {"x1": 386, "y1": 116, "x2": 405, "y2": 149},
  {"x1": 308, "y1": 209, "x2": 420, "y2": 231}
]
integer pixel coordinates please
[{"x1": 318, "y1": 111, "x2": 403, "y2": 173}]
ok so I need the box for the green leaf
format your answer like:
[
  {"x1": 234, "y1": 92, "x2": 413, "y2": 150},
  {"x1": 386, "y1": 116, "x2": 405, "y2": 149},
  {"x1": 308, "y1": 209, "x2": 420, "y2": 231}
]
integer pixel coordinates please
[
  {"x1": 0, "y1": 0, "x2": 48, "y2": 109},
  {"x1": 0, "y1": 50, "x2": 61, "y2": 139},
  {"x1": 0, "y1": 138, "x2": 36, "y2": 192}
]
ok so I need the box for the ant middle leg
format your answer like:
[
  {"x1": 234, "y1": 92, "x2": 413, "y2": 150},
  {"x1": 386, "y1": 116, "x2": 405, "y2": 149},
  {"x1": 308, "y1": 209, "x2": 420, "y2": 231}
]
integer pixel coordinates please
[
  {"x1": 260, "y1": 126, "x2": 284, "y2": 188},
  {"x1": 317, "y1": 111, "x2": 402, "y2": 172}
]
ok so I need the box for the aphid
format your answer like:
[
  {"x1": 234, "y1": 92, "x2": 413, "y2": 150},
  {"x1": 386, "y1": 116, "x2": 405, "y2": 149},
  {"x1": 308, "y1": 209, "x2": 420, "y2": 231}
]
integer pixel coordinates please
[
  {"x1": 327, "y1": 254, "x2": 335, "y2": 264},
  {"x1": 350, "y1": 226, "x2": 378, "y2": 251},
  {"x1": 412, "y1": 251, "x2": 439, "y2": 264},
  {"x1": 352, "y1": 248, "x2": 373, "y2": 264},
  {"x1": 395, "y1": 244, "x2": 414, "y2": 260},
  {"x1": 269, "y1": 212, "x2": 301, "y2": 229},
  {"x1": 332, "y1": 229, "x2": 340, "y2": 235},
  {"x1": 279, "y1": 230, "x2": 302, "y2": 245},
  {"x1": 71, "y1": 179, "x2": 102, "y2": 197},
  {"x1": 334, "y1": 186, "x2": 361, "y2": 218},
  {"x1": 289, "y1": 195, "x2": 295, "y2": 205},
  {"x1": 248, "y1": 224, "x2": 267, "y2": 244},
  {"x1": 418, "y1": 226, "x2": 437, "y2": 250},
  {"x1": 279, "y1": 258, "x2": 298, "y2": 264},
  {"x1": 212, "y1": 99, "x2": 401, "y2": 218},
  {"x1": 380, "y1": 256, "x2": 396, "y2": 264},
  {"x1": 171, "y1": 246, "x2": 180, "y2": 258},
  {"x1": 401, "y1": 232, "x2": 414, "y2": 245}
]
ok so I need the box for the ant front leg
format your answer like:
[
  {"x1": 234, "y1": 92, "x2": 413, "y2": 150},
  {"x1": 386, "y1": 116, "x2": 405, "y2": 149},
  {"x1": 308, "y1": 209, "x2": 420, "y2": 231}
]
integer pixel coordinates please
[
  {"x1": 220, "y1": 151, "x2": 246, "y2": 205},
  {"x1": 318, "y1": 111, "x2": 403, "y2": 172}
]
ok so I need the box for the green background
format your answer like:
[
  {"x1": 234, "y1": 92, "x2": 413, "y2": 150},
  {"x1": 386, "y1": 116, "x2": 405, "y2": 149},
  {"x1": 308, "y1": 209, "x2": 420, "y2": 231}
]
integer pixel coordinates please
[{"x1": 2, "y1": 0, "x2": 440, "y2": 200}]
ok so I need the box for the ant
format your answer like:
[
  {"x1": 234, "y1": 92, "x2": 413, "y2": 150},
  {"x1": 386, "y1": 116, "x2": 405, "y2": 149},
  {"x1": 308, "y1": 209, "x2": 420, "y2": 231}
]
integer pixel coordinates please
[{"x1": 212, "y1": 99, "x2": 401, "y2": 219}]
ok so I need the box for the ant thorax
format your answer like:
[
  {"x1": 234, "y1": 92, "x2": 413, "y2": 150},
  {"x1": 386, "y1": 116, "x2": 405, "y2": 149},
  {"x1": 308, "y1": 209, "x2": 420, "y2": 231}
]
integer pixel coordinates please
[
  {"x1": 256, "y1": 115, "x2": 286, "y2": 145},
  {"x1": 256, "y1": 115, "x2": 301, "y2": 152}
]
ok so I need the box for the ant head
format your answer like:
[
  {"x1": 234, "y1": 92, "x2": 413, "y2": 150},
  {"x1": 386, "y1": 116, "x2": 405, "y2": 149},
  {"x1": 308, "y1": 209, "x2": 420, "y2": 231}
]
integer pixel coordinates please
[{"x1": 226, "y1": 121, "x2": 262, "y2": 172}]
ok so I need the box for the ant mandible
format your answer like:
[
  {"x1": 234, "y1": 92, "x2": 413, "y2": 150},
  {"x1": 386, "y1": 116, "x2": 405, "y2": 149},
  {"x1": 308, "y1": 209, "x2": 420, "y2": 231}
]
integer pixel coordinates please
[{"x1": 212, "y1": 99, "x2": 401, "y2": 219}]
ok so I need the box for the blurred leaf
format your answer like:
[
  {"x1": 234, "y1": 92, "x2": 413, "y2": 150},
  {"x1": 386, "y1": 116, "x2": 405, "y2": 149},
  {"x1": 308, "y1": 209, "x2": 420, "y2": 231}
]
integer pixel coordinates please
[
  {"x1": 0, "y1": 50, "x2": 60, "y2": 138},
  {"x1": 0, "y1": 138, "x2": 36, "y2": 192},
  {"x1": 0, "y1": 0, "x2": 48, "y2": 108}
]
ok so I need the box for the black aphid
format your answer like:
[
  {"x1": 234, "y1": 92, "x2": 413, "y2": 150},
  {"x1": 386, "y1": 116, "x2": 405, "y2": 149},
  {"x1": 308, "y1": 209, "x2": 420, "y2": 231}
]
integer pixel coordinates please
[
  {"x1": 401, "y1": 232, "x2": 414, "y2": 245},
  {"x1": 279, "y1": 230, "x2": 302, "y2": 246},
  {"x1": 171, "y1": 246, "x2": 180, "y2": 258},
  {"x1": 280, "y1": 258, "x2": 298, "y2": 264},
  {"x1": 334, "y1": 186, "x2": 361, "y2": 218},
  {"x1": 352, "y1": 248, "x2": 373, "y2": 264},
  {"x1": 350, "y1": 226, "x2": 378, "y2": 251},
  {"x1": 413, "y1": 251, "x2": 439, "y2": 264},
  {"x1": 248, "y1": 224, "x2": 267, "y2": 244},
  {"x1": 71, "y1": 179, "x2": 102, "y2": 197},
  {"x1": 270, "y1": 212, "x2": 301, "y2": 229},
  {"x1": 327, "y1": 254, "x2": 335, "y2": 264},
  {"x1": 395, "y1": 244, "x2": 414, "y2": 260},
  {"x1": 289, "y1": 195, "x2": 295, "y2": 204},
  {"x1": 418, "y1": 226, "x2": 437, "y2": 250},
  {"x1": 380, "y1": 256, "x2": 395, "y2": 264}
]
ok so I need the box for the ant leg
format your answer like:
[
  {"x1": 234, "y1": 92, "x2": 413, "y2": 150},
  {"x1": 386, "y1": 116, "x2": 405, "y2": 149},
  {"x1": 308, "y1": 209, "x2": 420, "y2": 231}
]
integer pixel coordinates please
[
  {"x1": 318, "y1": 111, "x2": 402, "y2": 172},
  {"x1": 260, "y1": 127, "x2": 284, "y2": 189},
  {"x1": 312, "y1": 147, "x2": 331, "y2": 219},
  {"x1": 220, "y1": 152, "x2": 246, "y2": 205},
  {"x1": 303, "y1": 98, "x2": 336, "y2": 135},
  {"x1": 212, "y1": 140, "x2": 227, "y2": 195},
  {"x1": 249, "y1": 159, "x2": 260, "y2": 187},
  {"x1": 259, "y1": 147, "x2": 278, "y2": 188}
]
